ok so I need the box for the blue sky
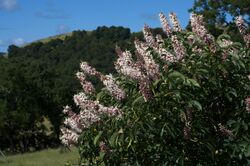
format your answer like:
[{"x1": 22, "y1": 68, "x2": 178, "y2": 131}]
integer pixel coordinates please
[{"x1": 0, "y1": 0, "x2": 194, "y2": 52}]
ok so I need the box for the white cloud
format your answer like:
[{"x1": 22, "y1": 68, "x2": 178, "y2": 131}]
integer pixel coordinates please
[
  {"x1": 56, "y1": 24, "x2": 70, "y2": 34},
  {"x1": 12, "y1": 37, "x2": 26, "y2": 46},
  {"x1": 0, "y1": 0, "x2": 19, "y2": 11},
  {"x1": 35, "y1": 10, "x2": 69, "y2": 19}
]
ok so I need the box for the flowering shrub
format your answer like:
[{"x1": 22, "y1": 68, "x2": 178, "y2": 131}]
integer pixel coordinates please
[{"x1": 60, "y1": 12, "x2": 250, "y2": 165}]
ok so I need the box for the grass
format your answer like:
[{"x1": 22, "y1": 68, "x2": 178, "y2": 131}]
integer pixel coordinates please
[
  {"x1": 0, "y1": 147, "x2": 80, "y2": 166},
  {"x1": 36, "y1": 33, "x2": 73, "y2": 43}
]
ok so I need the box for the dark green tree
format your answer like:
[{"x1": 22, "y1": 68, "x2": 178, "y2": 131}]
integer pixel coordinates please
[{"x1": 189, "y1": 0, "x2": 250, "y2": 40}]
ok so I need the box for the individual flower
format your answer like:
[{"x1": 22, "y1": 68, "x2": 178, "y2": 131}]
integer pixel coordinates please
[
  {"x1": 169, "y1": 12, "x2": 182, "y2": 32},
  {"x1": 63, "y1": 105, "x2": 74, "y2": 116},
  {"x1": 218, "y1": 39, "x2": 233, "y2": 48},
  {"x1": 187, "y1": 34, "x2": 196, "y2": 45},
  {"x1": 99, "y1": 141, "x2": 110, "y2": 153},
  {"x1": 192, "y1": 46, "x2": 203, "y2": 54},
  {"x1": 159, "y1": 12, "x2": 172, "y2": 37}
]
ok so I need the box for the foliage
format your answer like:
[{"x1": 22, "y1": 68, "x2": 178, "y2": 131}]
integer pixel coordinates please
[
  {"x1": 0, "y1": 26, "x2": 141, "y2": 152},
  {"x1": 188, "y1": 0, "x2": 250, "y2": 40},
  {"x1": 61, "y1": 12, "x2": 250, "y2": 165}
]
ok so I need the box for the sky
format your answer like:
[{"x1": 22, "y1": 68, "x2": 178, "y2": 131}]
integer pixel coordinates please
[{"x1": 0, "y1": 0, "x2": 194, "y2": 52}]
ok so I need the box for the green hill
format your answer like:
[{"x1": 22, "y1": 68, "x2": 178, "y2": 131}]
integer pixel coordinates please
[{"x1": 34, "y1": 32, "x2": 73, "y2": 43}]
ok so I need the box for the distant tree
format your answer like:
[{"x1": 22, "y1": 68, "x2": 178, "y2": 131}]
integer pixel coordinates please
[
  {"x1": 190, "y1": 0, "x2": 250, "y2": 25},
  {"x1": 189, "y1": 0, "x2": 250, "y2": 39}
]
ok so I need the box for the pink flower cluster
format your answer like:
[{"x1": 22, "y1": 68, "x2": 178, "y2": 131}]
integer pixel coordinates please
[
  {"x1": 100, "y1": 74, "x2": 126, "y2": 100},
  {"x1": 159, "y1": 13, "x2": 186, "y2": 62},
  {"x1": 171, "y1": 35, "x2": 186, "y2": 61},
  {"x1": 115, "y1": 45, "x2": 153, "y2": 101},
  {"x1": 80, "y1": 61, "x2": 101, "y2": 77},
  {"x1": 235, "y1": 16, "x2": 250, "y2": 46},
  {"x1": 190, "y1": 13, "x2": 215, "y2": 49},
  {"x1": 159, "y1": 12, "x2": 172, "y2": 37},
  {"x1": 143, "y1": 25, "x2": 177, "y2": 63},
  {"x1": 114, "y1": 47, "x2": 144, "y2": 81},
  {"x1": 245, "y1": 98, "x2": 250, "y2": 113},
  {"x1": 80, "y1": 61, "x2": 125, "y2": 100},
  {"x1": 169, "y1": 12, "x2": 182, "y2": 32},
  {"x1": 76, "y1": 72, "x2": 95, "y2": 94},
  {"x1": 143, "y1": 24, "x2": 156, "y2": 47},
  {"x1": 60, "y1": 127, "x2": 80, "y2": 146},
  {"x1": 61, "y1": 93, "x2": 122, "y2": 146},
  {"x1": 218, "y1": 123, "x2": 234, "y2": 138},
  {"x1": 134, "y1": 39, "x2": 160, "y2": 81}
]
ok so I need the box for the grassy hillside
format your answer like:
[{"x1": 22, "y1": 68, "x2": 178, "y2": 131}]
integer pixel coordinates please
[
  {"x1": 0, "y1": 148, "x2": 79, "y2": 166},
  {"x1": 34, "y1": 33, "x2": 73, "y2": 44}
]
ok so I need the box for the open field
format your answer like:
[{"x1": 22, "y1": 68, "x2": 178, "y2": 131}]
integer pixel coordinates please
[{"x1": 0, "y1": 148, "x2": 79, "y2": 166}]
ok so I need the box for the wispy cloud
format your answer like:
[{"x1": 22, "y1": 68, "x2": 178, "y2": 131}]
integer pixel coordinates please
[
  {"x1": 12, "y1": 37, "x2": 26, "y2": 46},
  {"x1": 56, "y1": 24, "x2": 70, "y2": 34},
  {"x1": 35, "y1": 9, "x2": 69, "y2": 19},
  {"x1": 0, "y1": 0, "x2": 19, "y2": 11}
]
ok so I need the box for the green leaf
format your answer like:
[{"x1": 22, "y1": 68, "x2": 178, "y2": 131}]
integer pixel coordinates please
[
  {"x1": 187, "y1": 78, "x2": 200, "y2": 87},
  {"x1": 168, "y1": 71, "x2": 186, "y2": 81},
  {"x1": 99, "y1": 152, "x2": 106, "y2": 162},
  {"x1": 132, "y1": 96, "x2": 144, "y2": 107},
  {"x1": 244, "y1": 145, "x2": 250, "y2": 157},
  {"x1": 94, "y1": 131, "x2": 103, "y2": 146},
  {"x1": 109, "y1": 132, "x2": 118, "y2": 147},
  {"x1": 189, "y1": 100, "x2": 202, "y2": 110}
]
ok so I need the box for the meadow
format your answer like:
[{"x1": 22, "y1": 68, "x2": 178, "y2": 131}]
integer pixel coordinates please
[{"x1": 0, "y1": 148, "x2": 79, "y2": 166}]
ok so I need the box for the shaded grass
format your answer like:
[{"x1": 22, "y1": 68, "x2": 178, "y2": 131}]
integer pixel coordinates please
[{"x1": 0, "y1": 147, "x2": 79, "y2": 166}]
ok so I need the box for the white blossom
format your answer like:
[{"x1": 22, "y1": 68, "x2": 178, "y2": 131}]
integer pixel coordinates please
[
  {"x1": 171, "y1": 35, "x2": 186, "y2": 61},
  {"x1": 134, "y1": 39, "x2": 160, "y2": 81},
  {"x1": 190, "y1": 13, "x2": 215, "y2": 48},
  {"x1": 159, "y1": 12, "x2": 172, "y2": 37},
  {"x1": 235, "y1": 16, "x2": 250, "y2": 46},
  {"x1": 101, "y1": 74, "x2": 126, "y2": 100},
  {"x1": 80, "y1": 61, "x2": 100, "y2": 77},
  {"x1": 169, "y1": 12, "x2": 182, "y2": 32}
]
